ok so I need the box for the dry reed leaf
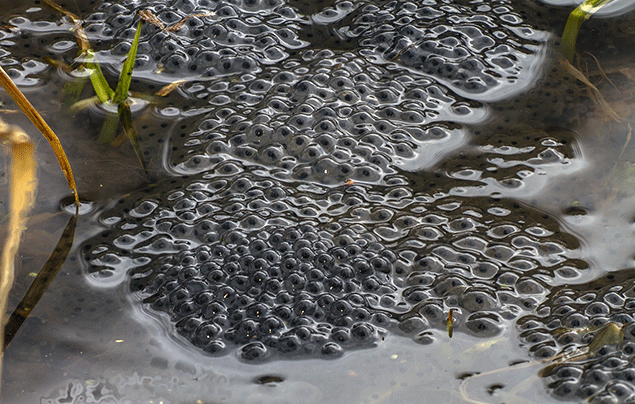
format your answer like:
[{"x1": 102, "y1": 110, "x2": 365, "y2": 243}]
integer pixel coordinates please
[
  {"x1": 42, "y1": 0, "x2": 90, "y2": 51},
  {"x1": 166, "y1": 12, "x2": 214, "y2": 32},
  {"x1": 155, "y1": 79, "x2": 188, "y2": 96},
  {"x1": 139, "y1": 9, "x2": 165, "y2": 30},
  {"x1": 138, "y1": 8, "x2": 214, "y2": 33},
  {"x1": 0, "y1": 66, "x2": 78, "y2": 205}
]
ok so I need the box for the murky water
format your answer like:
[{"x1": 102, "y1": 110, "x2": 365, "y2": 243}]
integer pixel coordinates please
[{"x1": 2, "y1": 0, "x2": 635, "y2": 403}]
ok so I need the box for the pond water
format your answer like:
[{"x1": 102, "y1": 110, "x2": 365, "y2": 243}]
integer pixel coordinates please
[{"x1": 2, "y1": 0, "x2": 635, "y2": 403}]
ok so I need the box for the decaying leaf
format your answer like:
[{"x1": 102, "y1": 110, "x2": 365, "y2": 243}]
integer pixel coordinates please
[{"x1": 587, "y1": 322, "x2": 624, "y2": 356}]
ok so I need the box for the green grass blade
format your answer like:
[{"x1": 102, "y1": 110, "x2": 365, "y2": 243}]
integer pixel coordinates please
[
  {"x1": 97, "y1": 111, "x2": 120, "y2": 144},
  {"x1": 63, "y1": 74, "x2": 88, "y2": 109},
  {"x1": 562, "y1": 0, "x2": 614, "y2": 62},
  {"x1": 84, "y1": 50, "x2": 114, "y2": 103},
  {"x1": 114, "y1": 21, "x2": 142, "y2": 104},
  {"x1": 119, "y1": 103, "x2": 148, "y2": 173}
]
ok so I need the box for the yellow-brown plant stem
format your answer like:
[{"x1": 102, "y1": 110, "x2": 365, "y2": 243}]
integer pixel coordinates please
[
  {"x1": 0, "y1": 66, "x2": 78, "y2": 205},
  {"x1": 0, "y1": 122, "x2": 37, "y2": 394}
]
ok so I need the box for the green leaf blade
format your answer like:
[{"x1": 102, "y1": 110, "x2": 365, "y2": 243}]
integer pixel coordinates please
[
  {"x1": 97, "y1": 111, "x2": 120, "y2": 144},
  {"x1": 84, "y1": 50, "x2": 114, "y2": 103},
  {"x1": 114, "y1": 21, "x2": 142, "y2": 104},
  {"x1": 561, "y1": 0, "x2": 614, "y2": 62},
  {"x1": 118, "y1": 103, "x2": 148, "y2": 173}
]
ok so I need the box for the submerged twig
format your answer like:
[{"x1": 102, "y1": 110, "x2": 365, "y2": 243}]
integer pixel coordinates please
[{"x1": 612, "y1": 123, "x2": 632, "y2": 173}]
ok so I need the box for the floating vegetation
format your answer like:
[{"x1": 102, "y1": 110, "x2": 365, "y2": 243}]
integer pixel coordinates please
[{"x1": 538, "y1": 322, "x2": 626, "y2": 377}]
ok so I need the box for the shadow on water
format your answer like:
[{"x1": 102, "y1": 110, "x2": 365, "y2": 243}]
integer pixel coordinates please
[
  {"x1": 3, "y1": 211, "x2": 77, "y2": 349},
  {"x1": 3, "y1": 0, "x2": 635, "y2": 403}
]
